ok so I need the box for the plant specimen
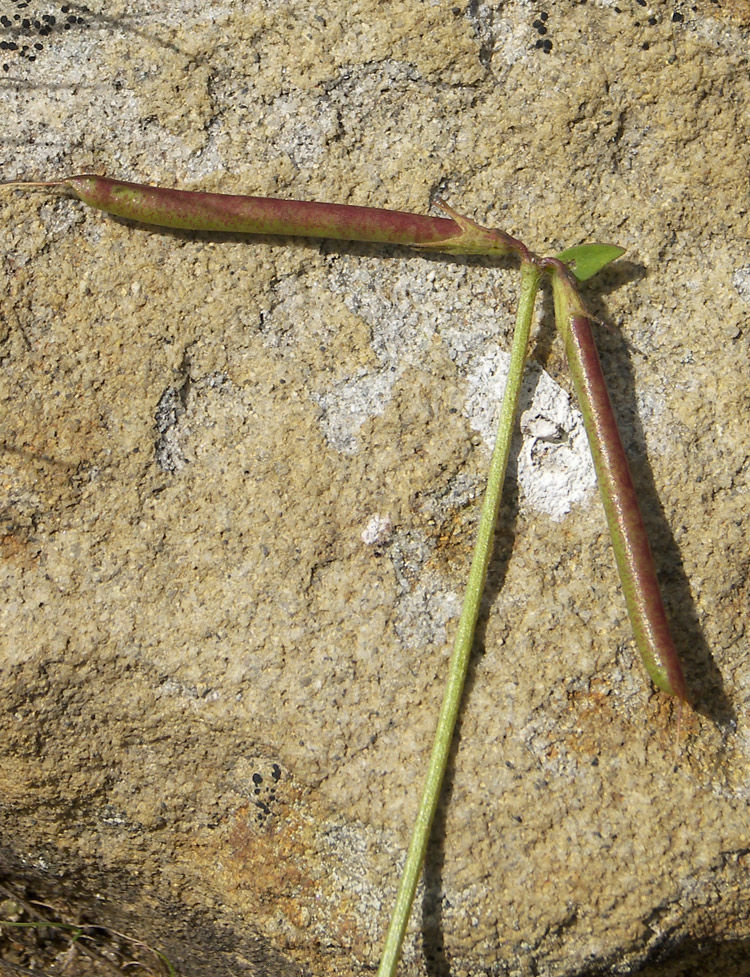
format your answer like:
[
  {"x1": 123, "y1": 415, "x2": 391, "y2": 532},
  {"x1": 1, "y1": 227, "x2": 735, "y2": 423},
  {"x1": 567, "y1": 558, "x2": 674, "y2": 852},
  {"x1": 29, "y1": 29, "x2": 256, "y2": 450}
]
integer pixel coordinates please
[{"x1": 2, "y1": 174, "x2": 688, "y2": 975}]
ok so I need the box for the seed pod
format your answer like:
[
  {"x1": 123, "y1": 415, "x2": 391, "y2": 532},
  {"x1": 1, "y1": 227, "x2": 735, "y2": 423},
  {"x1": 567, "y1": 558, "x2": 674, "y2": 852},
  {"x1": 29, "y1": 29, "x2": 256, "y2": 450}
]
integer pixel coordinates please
[{"x1": 552, "y1": 271, "x2": 687, "y2": 700}]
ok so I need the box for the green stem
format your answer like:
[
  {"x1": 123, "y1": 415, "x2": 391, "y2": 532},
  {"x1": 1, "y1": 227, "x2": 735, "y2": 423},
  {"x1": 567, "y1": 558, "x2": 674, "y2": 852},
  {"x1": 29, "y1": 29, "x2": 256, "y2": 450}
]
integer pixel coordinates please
[{"x1": 376, "y1": 262, "x2": 542, "y2": 977}]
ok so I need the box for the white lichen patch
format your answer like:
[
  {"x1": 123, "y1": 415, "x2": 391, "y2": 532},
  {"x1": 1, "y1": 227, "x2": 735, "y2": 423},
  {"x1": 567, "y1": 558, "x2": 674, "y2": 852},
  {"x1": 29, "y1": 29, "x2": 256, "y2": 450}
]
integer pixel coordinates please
[
  {"x1": 319, "y1": 257, "x2": 505, "y2": 451},
  {"x1": 732, "y1": 264, "x2": 750, "y2": 302},
  {"x1": 311, "y1": 369, "x2": 395, "y2": 455},
  {"x1": 465, "y1": 348, "x2": 596, "y2": 520},
  {"x1": 361, "y1": 513, "x2": 393, "y2": 546}
]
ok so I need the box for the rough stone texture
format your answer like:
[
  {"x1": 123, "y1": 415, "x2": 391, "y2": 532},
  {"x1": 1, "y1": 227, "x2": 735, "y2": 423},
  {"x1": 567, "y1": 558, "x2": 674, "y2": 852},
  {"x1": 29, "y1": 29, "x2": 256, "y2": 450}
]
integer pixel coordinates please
[{"x1": 1, "y1": 1, "x2": 749, "y2": 975}]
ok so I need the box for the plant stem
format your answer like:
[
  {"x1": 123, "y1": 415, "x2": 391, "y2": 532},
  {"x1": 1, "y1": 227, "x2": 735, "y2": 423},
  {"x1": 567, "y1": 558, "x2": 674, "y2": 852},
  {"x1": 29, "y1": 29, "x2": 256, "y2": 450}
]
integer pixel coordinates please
[{"x1": 376, "y1": 262, "x2": 542, "y2": 977}]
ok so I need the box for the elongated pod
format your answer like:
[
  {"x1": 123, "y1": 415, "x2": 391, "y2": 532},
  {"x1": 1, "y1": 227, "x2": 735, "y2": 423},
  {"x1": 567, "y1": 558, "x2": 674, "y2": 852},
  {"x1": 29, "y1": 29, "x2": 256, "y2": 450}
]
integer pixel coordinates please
[
  {"x1": 551, "y1": 272, "x2": 687, "y2": 700},
  {"x1": 4, "y1": 175, "x2": 521, "y2": 257}
]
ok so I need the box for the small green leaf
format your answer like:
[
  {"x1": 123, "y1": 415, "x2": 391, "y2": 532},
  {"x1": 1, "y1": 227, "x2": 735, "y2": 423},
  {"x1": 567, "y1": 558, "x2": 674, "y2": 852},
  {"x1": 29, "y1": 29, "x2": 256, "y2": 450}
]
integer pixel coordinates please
[{"x1": 555, "y1": 243, "x2": 625, "y2": 282}]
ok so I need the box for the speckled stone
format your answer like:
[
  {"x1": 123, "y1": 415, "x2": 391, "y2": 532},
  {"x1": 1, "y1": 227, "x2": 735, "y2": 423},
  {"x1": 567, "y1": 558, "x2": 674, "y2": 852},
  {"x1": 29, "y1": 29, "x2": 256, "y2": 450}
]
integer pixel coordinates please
[{"x1": 0, "y1": 2, "x2": 748, "y2": 976}]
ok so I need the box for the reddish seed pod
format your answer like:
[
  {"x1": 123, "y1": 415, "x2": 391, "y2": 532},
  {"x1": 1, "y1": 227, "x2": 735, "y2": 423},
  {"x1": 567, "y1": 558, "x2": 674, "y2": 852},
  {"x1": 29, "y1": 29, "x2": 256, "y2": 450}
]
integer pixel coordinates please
[
  {"x1": 563, "y1": 307, "x2": 687, "y2": 700},
  {"x1": 2, "y1": 175, "x2": 523, "y2": 257},
  {"x1": 60, "y1": 174, "x2": 461, "y2": 246}
]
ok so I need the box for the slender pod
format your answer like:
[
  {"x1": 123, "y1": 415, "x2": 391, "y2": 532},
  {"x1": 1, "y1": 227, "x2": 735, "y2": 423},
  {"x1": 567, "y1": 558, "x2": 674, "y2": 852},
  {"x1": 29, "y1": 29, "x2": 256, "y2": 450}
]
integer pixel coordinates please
[
  {"x1": 2, "y1": 175, "x2": 522, "y2": 258},
  {"x1": 550, "y1": 269, "x2": 687, "y2": 700}
]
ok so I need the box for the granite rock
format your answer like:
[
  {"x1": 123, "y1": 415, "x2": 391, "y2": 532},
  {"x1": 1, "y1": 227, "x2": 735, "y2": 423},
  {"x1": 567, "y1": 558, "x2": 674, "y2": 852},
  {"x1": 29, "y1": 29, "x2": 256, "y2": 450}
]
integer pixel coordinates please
[{"x1": 1, "y1": 1, "x2": 749, "y2": 975}]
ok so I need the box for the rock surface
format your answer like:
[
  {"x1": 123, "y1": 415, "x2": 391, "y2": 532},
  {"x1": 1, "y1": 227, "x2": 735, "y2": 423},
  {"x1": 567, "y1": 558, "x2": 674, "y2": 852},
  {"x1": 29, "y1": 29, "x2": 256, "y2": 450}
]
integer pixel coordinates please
[{"x1": 0, "y1": 1, "x2": 748, "y2": 975}]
